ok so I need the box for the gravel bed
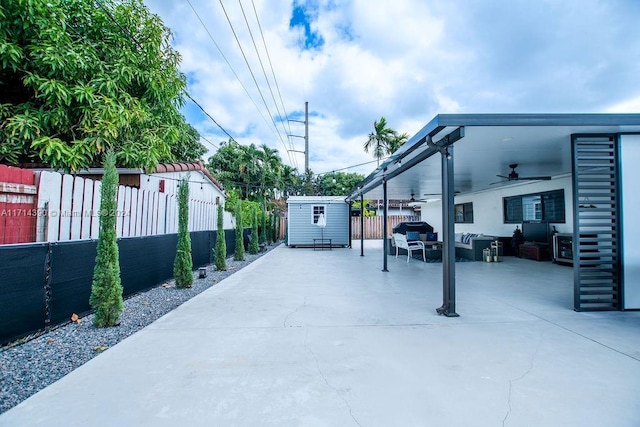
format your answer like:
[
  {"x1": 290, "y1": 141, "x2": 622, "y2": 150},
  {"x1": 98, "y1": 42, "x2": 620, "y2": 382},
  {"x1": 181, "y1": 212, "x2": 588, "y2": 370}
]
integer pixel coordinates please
[{"x1": 0, "y1": 244, "x2": 279, "y2": 414}]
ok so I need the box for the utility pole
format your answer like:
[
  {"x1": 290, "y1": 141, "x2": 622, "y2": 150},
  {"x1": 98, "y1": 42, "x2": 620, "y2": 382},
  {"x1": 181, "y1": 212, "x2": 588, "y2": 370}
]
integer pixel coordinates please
[
  {"x1": 287, "y1": 101, "x2": 309, "y2": 172},
  {"x1": 304, "y1": 101, "x2": 309, "y2": 172}
]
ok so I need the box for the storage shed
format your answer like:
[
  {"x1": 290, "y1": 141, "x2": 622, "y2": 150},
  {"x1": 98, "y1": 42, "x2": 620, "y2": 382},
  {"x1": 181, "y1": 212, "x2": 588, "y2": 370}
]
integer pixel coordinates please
[{"x1": 287, "y1": 196, "x2": 349, "y2": 248}]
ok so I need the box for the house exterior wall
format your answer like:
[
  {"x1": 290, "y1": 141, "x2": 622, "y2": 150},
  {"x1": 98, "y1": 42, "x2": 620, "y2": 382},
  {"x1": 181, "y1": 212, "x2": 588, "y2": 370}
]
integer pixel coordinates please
[
  {"x1": 620, "y1": 134, "x2": 640, "y2": 309},
  {"x1": 287, "y1": 199, "x2": 349, "y2": 246},
  {"x1": 140, "y1": 171, "x2": 224, "y2": 204},
  {"x1": 140, "y1": 171, "x2": 232, "y2": 229},
  {"x1": 420, "y1": 176, "x2": 574, "y2": 238}
]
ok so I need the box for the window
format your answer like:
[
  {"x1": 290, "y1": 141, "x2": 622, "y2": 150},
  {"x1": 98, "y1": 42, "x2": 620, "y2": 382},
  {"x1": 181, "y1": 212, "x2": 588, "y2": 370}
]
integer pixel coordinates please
[
  {"x1": 312, "y1": 205, "x2": 326, "y2": 224},
  {"x1": 503, "y1": 189, "x2": 565, "y2": 223},
  {"x1": 522, "y1": 195, "x2": 542, "y2": 221},
  {"x1": 454, "y1": 202, "x2": 473, "y2": 223}
]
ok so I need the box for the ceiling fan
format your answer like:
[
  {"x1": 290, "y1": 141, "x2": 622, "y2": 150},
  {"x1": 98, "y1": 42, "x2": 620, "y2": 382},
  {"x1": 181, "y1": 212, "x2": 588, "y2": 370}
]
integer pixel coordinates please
[
  {"x1": 493, "y1": 163, "x2": 551, "y2": 184},
  {"x1": 407, "y1": 193, "x2": 428, "y2": 205},
  {"x1": 407, "y1": 191, "x2": 459, "y2": 205}
]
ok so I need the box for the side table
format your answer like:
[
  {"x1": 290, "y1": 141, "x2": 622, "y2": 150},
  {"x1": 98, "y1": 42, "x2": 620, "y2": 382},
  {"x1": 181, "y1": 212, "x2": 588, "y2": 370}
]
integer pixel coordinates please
[{"x1": 519, "y1": 243, "x2": 549, "y2": 261}]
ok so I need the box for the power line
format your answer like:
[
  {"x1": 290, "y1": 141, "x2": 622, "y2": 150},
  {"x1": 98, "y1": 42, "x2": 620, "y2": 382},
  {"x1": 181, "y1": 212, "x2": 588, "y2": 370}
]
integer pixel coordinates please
[
  {"x1": 94, "y1": 0, "x2": 142, "y2": 49},
  {"x1": 217, "y1": 0, "x2": 292, "y2": 163},
  {"x1": 316, "y1": 157, "x2": 388, "y2": 176},
  {"x1": 94, "y1": 0, "x2": 232, "y2": 157},
  {"x1": 184, "y1": 1, "x2": 272, "y2": 144},
  {"x1": 200, "y1": 134, "x2": 219, "y2": 150},
  {"x1": 237, "y1": 0, "x2": 287, "y2": 136},
  {"x1": 185, "y1": 0, "x2": 294, "y2": 167},
  {"x1": 96, "y1": 0, "x2": 296, "y2": 172},
  {"x1": 185, "y1": 92, "x2": 236, "y2": 143},
  {"x1": 249, "y1": 0, "x2": 298, "y2": 170}
]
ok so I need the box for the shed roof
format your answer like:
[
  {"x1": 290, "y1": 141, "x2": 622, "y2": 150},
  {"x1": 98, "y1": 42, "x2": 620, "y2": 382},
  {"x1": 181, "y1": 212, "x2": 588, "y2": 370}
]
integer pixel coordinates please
[{"x1": 287, "y1": 196, "x2": 347, "y2": 204}]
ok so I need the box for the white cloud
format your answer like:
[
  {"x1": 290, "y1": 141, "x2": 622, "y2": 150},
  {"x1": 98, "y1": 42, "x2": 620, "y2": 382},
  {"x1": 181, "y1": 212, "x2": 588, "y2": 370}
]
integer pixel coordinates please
[
  {"x1": 145, "y1": 0, "x2": 640, "y2": 176},
  {"x1": 605, "y1": 95, "x2": 640, "y2": 113}
]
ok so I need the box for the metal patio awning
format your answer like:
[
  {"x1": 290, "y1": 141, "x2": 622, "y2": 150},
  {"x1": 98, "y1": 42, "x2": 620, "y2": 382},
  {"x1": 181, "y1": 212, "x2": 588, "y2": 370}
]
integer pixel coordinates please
[
  {"x1": 346, "y1": 113, "x2": 640, "y2": 317},
  {"x1": 346, "y1": 113, "x2": 640, "y2": 203}
]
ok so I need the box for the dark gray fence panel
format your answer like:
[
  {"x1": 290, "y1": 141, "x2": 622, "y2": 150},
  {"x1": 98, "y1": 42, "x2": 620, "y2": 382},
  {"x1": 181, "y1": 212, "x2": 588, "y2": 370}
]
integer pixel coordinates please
[
  {"x1": 1, "y1": 228, "x2": 244, "y2": 345},
  {"x1": 119, "y1": 234, "x2": 178, "y2": 295},
  {"x1": 49, "y1": 241, "x2": 98, "y2": 324},
  {"x1": 190, "y1": 231, "x2": 213, "y2": 268},
  {"x1": 0, "y1": 244, "x2": 48, "y2": 344}
]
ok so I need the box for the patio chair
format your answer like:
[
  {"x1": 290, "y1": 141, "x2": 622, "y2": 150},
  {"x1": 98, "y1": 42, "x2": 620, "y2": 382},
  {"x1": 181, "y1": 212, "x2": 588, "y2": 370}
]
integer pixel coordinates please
[{"x1": 392, "y1": 233, "x2": 426, "y2": 263}]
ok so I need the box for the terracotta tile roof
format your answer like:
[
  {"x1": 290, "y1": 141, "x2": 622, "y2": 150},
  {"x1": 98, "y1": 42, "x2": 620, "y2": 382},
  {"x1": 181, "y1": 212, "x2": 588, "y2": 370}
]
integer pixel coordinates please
[{"x1": 151, "y1": 161, "x2": 225, "y2": 192}]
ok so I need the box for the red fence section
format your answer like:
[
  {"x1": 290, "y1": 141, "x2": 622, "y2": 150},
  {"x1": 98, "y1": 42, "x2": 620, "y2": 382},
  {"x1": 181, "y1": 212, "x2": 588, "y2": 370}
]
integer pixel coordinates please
[{"x1": 0, "y1": 165, "x2": 37, "y2": 244}]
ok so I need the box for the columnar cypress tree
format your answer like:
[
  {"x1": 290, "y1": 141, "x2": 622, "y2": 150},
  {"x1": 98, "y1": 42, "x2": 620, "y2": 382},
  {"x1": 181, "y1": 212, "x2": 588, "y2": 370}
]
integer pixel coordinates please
[
  {"x1": 270, "y1": 213, "x2": 276, "y2": 243},
  {"x1": 234, "y1": 202, "x2": 245, "y2": 261},
  {"x1": 90, "y1": 150, "x2": 124, "y2": 327},
  {"x1": 272, "y1": 213, "x2": 278, "y2": 242},
  {"x1": 249, "y1": 209, "x2": 259, "y2": 254},
  {"x1": 260, "y1": 209, "x2": 267, "y2": 244},
  {"x1": 267, "y1": 213, "x2": 272, "y2": 243},
  {"x1": 214, "y1": 204, "x2": 227, "y2": 270},
  {"x1": 173, "y1": 179, "x2": 193, "y2": 288}
]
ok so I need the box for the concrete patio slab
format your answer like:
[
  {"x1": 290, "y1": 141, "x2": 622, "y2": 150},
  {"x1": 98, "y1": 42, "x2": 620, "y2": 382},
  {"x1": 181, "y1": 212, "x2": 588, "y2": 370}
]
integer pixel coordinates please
[{"x1": 2, "y1": 241, "x2": 639, "y2": 426}]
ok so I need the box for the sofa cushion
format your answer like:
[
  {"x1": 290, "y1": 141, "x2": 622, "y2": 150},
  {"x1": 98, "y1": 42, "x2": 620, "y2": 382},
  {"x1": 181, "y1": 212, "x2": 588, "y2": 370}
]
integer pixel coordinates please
[
  {"x1": 455, "y1": 232, "x2": 463, "y2": 243},
  {"x1": 406, "y1": 231, "x2": 420, "y2": 241},
  {"x1": 462, "y1": 233, "x2": 477, "y2": 244}
]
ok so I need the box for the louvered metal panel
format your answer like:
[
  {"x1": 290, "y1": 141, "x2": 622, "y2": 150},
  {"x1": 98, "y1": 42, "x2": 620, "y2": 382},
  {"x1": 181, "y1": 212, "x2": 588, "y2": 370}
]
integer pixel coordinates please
[{"x1": 572, "y1": 135, "x2": 621, "y2": 311}]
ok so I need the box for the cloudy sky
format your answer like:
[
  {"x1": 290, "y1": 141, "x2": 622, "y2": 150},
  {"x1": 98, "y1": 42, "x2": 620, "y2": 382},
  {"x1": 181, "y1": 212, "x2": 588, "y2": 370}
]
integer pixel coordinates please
[{"x1": 144, "y1": 0, "x2": 640, "y2": 176}]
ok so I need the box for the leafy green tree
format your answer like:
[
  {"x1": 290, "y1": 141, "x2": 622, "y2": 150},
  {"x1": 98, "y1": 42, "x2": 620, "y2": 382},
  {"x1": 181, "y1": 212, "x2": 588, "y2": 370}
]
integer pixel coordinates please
[
  {"x1": 233, "y1": 203, "x2": 245, "y2": 261},
  {"x1": 300, "y1": 169, "x2": 317, "y2": 196},
  {"x1": 207, "y1": 139, "x2": 290, "y2": 202},
  {"x1": 249, "y1": 209, "x2": 259, "y2": 254},
  {"x1": 281, "y1": 165, "x2": 301, "y2": 197},
  {"x1": 316, "y1": 171, "x2": 365, "y2": 196},
  {"x1": 364, "y1": 117, "x2": 406, "y2": 166},
  {"x1": 173, "y1": 178, "x2": 193, "y2": 288},
  {"x1": 0, "y1": 0, "x2": 204, "y2": 170},
  {"x1": 214, "y1": 204, "x2": 227, "y2": 270},
  {"x1": 258, "y1": 144, "x2": 283, "y2": 202},
  {"x1": 89, "y1": 150, "x2": 123, "y2": 327},
  {"x1": 224, "y1": 188, "x2": 240, "y2": 213},
  {"x1": 352, "y1": 199, "x2": 376, "y2": 217}
]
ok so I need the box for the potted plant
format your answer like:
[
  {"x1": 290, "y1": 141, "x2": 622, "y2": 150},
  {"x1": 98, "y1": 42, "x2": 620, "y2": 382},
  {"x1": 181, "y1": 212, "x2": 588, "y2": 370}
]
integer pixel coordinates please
[{"x1": 511, "y1": 226, "x2": 524, "y2": 257}]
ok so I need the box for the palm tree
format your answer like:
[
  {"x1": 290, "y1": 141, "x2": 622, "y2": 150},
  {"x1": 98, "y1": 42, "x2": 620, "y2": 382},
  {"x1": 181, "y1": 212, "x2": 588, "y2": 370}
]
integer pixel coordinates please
[
  {"x1": 258, "y1": 144, "x2": 282, "y2": 202},
  {"x1": 388, "y1": 132, "x2": 409, "y2": 155},
  {"x1": 281, "y1": 165, "x2": 300, "y2": 197},
  {"x1": 364, "y1": 117, "x2": 398, "y2": 166}
]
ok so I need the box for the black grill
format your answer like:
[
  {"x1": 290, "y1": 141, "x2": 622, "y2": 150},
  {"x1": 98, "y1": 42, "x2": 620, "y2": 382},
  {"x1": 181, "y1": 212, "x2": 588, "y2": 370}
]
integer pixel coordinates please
[{"x1": 392, "y1": 221, "x2": 434, "y2": 234}]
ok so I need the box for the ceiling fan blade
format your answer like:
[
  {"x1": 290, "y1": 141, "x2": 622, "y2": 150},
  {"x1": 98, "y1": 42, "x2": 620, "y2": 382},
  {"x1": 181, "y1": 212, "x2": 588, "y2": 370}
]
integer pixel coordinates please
[
  {"x1": 519, "y1": 176, "x2": 552, "y2": 181},
  {"x1": 496, "y1": 174, "x2": 509, "y2": 179}
]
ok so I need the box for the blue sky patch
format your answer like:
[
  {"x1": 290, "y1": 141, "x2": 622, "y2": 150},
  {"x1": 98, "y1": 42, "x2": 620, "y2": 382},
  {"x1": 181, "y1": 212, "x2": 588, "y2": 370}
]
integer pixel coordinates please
[{"x1": 289, "y1": 1, "x2": 324, "y2": 50}]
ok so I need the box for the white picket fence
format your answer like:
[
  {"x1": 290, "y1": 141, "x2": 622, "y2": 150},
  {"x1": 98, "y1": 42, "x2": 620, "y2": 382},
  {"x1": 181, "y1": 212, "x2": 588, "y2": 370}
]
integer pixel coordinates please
[{"x1": 35, "y1": 171, "x2": 232, "y2": 242}]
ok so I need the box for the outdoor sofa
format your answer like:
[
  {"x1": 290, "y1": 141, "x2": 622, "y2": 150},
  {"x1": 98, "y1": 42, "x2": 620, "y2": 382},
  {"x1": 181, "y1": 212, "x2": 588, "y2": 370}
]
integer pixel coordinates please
[{"x1": 454, "y1": 232, "x2": 498, "y2": 261}]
